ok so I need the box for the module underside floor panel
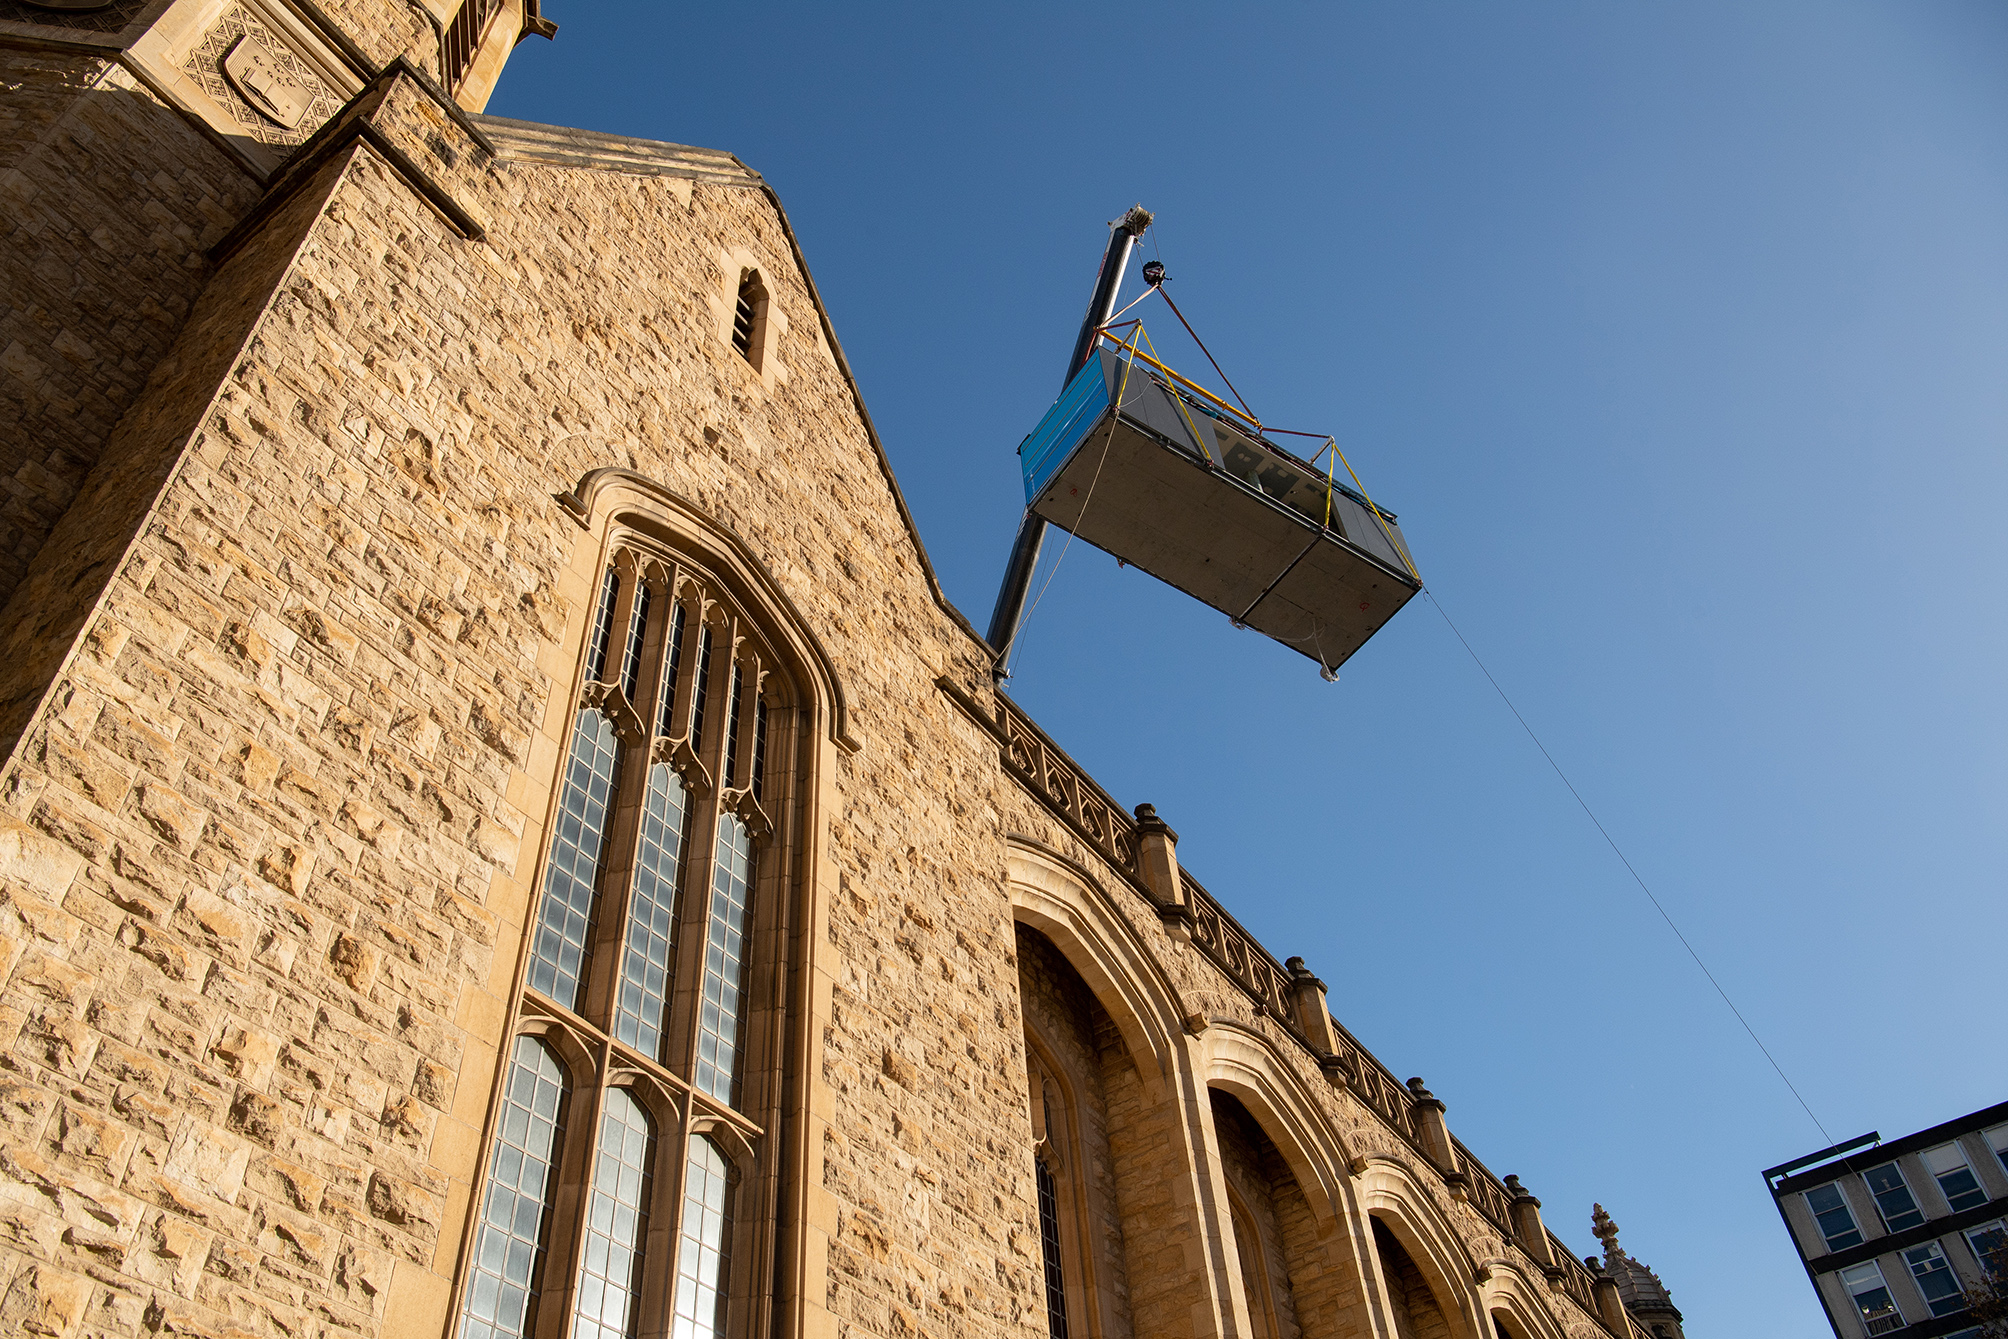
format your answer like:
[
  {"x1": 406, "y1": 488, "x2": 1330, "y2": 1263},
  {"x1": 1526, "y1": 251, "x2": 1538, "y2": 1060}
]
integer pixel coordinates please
[{"x1": 1030, "y1": 417, "x2": 1419, "y2": 670}]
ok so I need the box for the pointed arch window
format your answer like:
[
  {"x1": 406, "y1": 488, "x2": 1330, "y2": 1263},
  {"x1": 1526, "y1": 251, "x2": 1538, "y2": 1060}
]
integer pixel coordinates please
[
  {"x1": 1024, "y1": 1049, "x2": 1083, "y2": 1339},
  {"x1": 460, "y1": 1037, "x2": 568, "y2": 1339},
  {"x1": 458, "y1": 530, "x2": 805, "y2": 1339},
  {"x1": 675, "y1": 1135, "x2": 737, "y2": 1339},
  {"x1": 1036, "y1": 1154, "x2": 1071, "y2": 1339}
]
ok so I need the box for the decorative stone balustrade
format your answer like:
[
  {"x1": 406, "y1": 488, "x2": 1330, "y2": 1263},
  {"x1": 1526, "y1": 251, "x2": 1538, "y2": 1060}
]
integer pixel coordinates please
[{"x1": 947, "y1": 681, "x2": 1631, "y2": 1336}]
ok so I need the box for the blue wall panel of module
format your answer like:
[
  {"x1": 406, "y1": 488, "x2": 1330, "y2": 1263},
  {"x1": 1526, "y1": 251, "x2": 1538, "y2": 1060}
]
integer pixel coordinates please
[{"x1": 1018, "y1": 347, "x2": 1421, "y2": 675}]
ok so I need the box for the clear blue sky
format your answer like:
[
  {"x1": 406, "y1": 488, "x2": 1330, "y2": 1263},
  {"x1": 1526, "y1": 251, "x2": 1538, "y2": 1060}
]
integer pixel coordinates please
[{"x1": 494, "y1": 5, "x2": 2008, "y2": 1333}]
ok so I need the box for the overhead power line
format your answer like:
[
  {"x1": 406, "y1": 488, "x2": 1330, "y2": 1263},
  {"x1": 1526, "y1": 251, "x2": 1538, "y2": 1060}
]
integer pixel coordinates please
[{"x1": 1425, "y1": 589, "x2": 1835, "y2": 1146}]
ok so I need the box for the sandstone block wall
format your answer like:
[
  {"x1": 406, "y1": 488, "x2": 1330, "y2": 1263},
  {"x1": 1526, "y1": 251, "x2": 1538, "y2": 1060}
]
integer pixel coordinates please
[
  {"x1": 0, "y1": 24, "x2": 1658, "y2": 1339},
  {"x1": 0, "y1": 62, "x2": 1026, "y2": 1339},
  {"x1": 0, "y1": 47, "x2": 257, "y2": 610}
]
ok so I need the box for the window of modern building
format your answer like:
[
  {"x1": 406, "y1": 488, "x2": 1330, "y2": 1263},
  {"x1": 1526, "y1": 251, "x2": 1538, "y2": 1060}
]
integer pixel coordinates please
[
  {"x1": 1839, "y1": 1261, "x2": 1904, "y2": 1336},
  {"x1": 456, "y1": 538, "x2": 801, "y2": 1339},
  {"x1": 1905, "y1": 1242, "x2": 1968, "y2": 1318},
  {"x1": 1987, "y1": 1126, "x2": 2008, "y2": 1180},
  {"x1": 1965, "y1": 1221, "x2": 2006, "y2": 1277},
  {"x1": 1808, "y1": 1182, "x2": 1865, "y2": 1251},
  {"x1": 1924, "y1": 1143, "x2": 1990, "y2": 1213},
  {"x1": 1865, "y1": 1162, "x2": 1927, "y2": 1233}
]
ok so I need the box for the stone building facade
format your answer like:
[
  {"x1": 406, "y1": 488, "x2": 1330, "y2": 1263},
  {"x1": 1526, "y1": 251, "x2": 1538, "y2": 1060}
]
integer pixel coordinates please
[{"x1": 0, "y1": 7, "x2": 1688, "y2": 1339}]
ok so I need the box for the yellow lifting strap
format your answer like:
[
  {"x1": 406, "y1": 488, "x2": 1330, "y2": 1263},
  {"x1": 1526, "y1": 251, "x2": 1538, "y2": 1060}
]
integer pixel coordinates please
[{"x1": 1321, "y1": 436, "x2": 1420, "y2": 587}]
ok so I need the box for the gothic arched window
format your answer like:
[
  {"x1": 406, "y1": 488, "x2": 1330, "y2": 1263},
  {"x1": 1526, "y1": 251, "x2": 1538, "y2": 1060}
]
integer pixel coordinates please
[
  {"x1": 457, "y1": 531, "x2": 803, "y2": 1339},
  {"x1": 1029, "y1": 1058, "x2": 1074, "y2": 1339}
]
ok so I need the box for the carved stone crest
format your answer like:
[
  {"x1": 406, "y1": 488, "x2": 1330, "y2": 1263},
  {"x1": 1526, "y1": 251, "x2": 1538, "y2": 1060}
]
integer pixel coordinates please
[{"x1": 222, "y1": 34, "x2": 312, "y2": 129}]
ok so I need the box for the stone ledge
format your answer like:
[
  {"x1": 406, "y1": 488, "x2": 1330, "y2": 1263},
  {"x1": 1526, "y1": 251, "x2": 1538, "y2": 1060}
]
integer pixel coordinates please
[{"x1": 474, "y1": 114, "x2": 763, "y2": 186}]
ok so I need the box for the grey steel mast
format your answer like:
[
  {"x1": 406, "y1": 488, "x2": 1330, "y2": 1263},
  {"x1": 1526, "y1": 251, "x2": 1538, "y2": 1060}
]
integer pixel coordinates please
[{"x1": 986, "y1": 204, "x2": 1153, "y2": 675}]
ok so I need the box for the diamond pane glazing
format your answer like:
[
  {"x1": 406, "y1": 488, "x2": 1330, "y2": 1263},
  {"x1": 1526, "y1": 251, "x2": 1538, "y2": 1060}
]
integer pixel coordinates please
[
  {"x1": 1037, "y1": 1158, "x2": 1069, "y2": 1339},
  {"x1": 689, "y1": 626, "x2": 713, "y2": 750},
  {"x1": 723, "y1": 663, "x2": 742, "y2": 790}
]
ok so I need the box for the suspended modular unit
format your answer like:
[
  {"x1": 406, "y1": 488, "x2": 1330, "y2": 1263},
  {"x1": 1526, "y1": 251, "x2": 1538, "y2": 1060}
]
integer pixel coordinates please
[{"x1": 1020, "y1": 346, "x2": 1421, "y2": 674}]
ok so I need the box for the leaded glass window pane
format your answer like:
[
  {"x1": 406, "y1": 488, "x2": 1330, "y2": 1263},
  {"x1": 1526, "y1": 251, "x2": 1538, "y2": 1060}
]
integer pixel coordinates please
[
  {"x1": 672, "y1": 1136, "x2": 734, "y2": 1339},
  {"x1": 658, "y1": 602, "x2": 687, "y2": 736},
  {"x1": 587, "y1": 569, "x2": 620, "y2": 683},
  {"x1": 529, "y1": 709, "x2": 620, "y2": 1008},
  {"x1": 573, "y1": 1089, "x2": 654, "y2": 1339},
  {"x1": 620, "y1": 583, "x2": 652, "y2": 700},
  {"x1": 722, "y1": 664, "x2": 743, "y2": 790},
  {"x1": 693, "y1": 815, "x2": 752, "y2": 1102},
  {"x1": 614, "y1": 763, "x2": 690, "y2": 1057},
  {"x1": 689, "y1": 624, "x2": 713, "y2": 750},
  {"x1": 461, "y1": 1038, "x2": 567, "y2": 1339},
  {"x1": 1036, "y1": 1158, "x2": 1069, "y2": 1339}
]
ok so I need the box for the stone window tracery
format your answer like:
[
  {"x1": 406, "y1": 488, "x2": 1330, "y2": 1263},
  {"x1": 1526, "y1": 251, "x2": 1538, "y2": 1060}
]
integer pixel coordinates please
[{"x1": 458, "y1": 532, "x2": 802, "y2": 1339}]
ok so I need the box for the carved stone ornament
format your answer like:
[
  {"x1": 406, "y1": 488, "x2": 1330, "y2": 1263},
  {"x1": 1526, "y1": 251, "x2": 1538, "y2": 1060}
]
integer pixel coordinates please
[
  {"x1": 222, "y1": 34, "x2": 313, "y2": 129},
  {"x1": 21, "y1": 1, "x2": 118, "y2": 11}
]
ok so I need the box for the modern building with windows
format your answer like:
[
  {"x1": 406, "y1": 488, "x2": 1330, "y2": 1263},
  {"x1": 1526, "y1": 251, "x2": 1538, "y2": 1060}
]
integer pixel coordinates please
[
  {"x1": 1766, "y1": 1102, "x2": 2008, "y2": 1339},
  {"x1": 0, "y1": 6, "x2": 1692, "y2": 1339}
]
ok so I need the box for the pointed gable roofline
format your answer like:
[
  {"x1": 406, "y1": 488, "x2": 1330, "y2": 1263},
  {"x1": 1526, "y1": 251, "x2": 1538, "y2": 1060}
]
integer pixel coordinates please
[{"x1": 478, "y1": 116, "x2": 997, "y2": 667}]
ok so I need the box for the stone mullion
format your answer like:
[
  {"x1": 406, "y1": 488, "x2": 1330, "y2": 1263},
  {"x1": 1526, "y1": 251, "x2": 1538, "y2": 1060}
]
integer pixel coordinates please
[
  {"x1": 631, "y1": 1073, "x2": 686, "y2": 1339},
  {"x1": 661, "y1": 601, "x2": 734, "y2": 1089},
  {"x1": 651, "y1": 1083, "x2": 701, "y2": 1339},
  {"x1": 735, "y1": 688, "x2": 793, "y2": 1128},
  {"x1": 529, "y1": 1032, "x2": 611, "y2": 1339},
  {"x1": 734, "y1": 694, "x2": 796, "y2": 1339}
]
